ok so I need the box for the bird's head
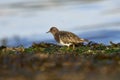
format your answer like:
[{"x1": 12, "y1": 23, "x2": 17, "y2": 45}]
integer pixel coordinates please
[{"x1": 47, "y1": 27, "x2": 59, "y2": 35}]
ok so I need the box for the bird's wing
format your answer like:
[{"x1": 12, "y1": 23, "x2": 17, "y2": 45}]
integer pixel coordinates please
[{"x1": 59, "y1": 31, "x2": 84, "y2": 43}]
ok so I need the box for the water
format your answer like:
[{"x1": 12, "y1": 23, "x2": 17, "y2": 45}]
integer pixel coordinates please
[{"x1": 0, "y1": 0, "x2": 120, "y2": 47}]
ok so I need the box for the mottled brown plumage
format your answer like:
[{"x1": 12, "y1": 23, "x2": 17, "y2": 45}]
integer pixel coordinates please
[{"x1": 47, "y1": 27, "x2": 88, "y2": 48}]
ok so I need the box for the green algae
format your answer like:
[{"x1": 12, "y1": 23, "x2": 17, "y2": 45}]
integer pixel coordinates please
[
  {"x1": 0, "y1": 41, "x2": 120, "y2": 54},
  {"x1": 0, "y1": 42, "x2": 120, "y2": 80}
]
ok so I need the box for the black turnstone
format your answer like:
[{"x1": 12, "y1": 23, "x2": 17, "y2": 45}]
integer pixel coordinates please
[{"x1": 47, "y1": 27, "x2": 88, "y2": 49}]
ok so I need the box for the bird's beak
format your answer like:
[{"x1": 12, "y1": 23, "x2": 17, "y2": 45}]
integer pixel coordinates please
[{"x1": 46, "y1": 31, "x2": 50, "y2": 33}]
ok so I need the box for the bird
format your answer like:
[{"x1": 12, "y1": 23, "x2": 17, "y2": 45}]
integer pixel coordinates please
[{"x1": 47, "y1": 27, "x2": 88, "y2": 49}]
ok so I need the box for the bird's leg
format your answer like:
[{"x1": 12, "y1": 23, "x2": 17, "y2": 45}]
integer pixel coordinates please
[
  {"x1": 72, "y1": 44, "x2": 75, "y2": 50},
  {"x1": 67, "y1": 46, "x2": 70, "y2": 50}
]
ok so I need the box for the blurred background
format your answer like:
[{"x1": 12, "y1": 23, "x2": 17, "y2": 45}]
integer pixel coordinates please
[{"x1": 0, "y1": 0, "x2": 120, "y2": 47}]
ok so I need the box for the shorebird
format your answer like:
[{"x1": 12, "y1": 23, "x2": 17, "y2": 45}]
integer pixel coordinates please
[{"x1": 47, "y1": 27, "x2": 88, "y2": 49}]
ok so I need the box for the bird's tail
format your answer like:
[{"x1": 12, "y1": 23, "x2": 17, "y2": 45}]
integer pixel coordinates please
[
  {"x1": 83, "y1": 39, "x2": 89, "y2": 42},
  {"x1": 80, "y1": 38, "x2": 89, "y2": 42}
]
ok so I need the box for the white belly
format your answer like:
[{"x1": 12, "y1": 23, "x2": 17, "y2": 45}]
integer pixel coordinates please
[{"x1": 59, "y1": 39, "x2": 72, "y2": 47}]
